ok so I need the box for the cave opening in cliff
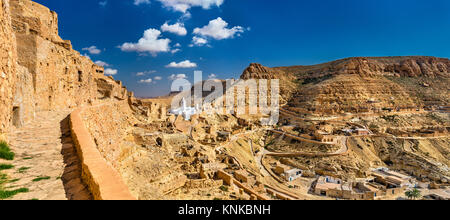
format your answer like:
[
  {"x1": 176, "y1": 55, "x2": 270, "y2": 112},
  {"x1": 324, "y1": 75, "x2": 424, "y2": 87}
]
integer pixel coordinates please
[
  {"x1": 12, "y1": 106, "x2": 21, "y2": 128},
  {"x1": 78, "y1": 70, "x2": 82, "y2": 82}
]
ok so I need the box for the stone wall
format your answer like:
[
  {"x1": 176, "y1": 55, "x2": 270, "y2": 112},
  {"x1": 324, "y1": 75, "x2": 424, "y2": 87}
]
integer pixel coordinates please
[
  {"x1": 80, "y1": 100, "x2": 137, "y2": 169},
  {"x1": 78, "y1": 100, "x2": 190, "y2": 199},
  {"x1": 0, "y1": 0, "x2": 17, "y2": 136},
  {"x1": 11, "y1": 0, "x2": 99, "y2": 112},
  {"x1": 70, "y1": 104, "x2": 135, "y2": 200},
  {"x1": 0, "y1": 0, "x2": 130, "y2": 137}
]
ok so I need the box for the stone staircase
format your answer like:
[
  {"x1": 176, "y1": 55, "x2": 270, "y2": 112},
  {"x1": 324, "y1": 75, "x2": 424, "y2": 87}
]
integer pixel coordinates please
[{"x1": 3, "y1": 110, "x2": 91, "y2": 200}]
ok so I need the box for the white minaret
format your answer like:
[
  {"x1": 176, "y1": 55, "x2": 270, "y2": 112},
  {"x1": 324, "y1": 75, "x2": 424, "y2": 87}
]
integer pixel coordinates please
[{"x1": 181, "y1": 97, "x2": 187, "y2": 110}]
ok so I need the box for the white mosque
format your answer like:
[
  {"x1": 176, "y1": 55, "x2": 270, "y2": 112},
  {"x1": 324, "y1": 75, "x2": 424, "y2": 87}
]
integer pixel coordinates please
[{"x1": 169, "y1": 98, "x2": 198, "y2": 121}]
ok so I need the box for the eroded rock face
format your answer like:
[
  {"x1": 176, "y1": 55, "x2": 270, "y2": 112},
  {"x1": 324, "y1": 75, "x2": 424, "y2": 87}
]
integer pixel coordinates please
[
  {"x1": 0, "y1": 0, "x2": 130, "y2": 134},
  {"x1": 0, "y1": 0, "x2": 17, "y2": 134},
  {"x1": 242, "y1": 57, "x2": 450, "y2": 115},
  {"x1": 276, "y1": 56, "x2": 450, "y2": 78},
  {"x1": 240, "y1": 63, "x2": 297, "y2": 104},
  {"x1": 322, "y1": 57, "x2": 450, "y2": 77},
  {"x1": 384, "y1": 57, "x2": 450, "y2": 78}
]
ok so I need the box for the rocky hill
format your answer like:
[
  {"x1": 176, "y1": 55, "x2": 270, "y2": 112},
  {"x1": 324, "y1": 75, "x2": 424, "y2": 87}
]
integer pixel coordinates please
[
  {"x1": 275, "y1": 56, "x2": 450, "y2": 78},
  {"x1": 241, "y1": 57, "x2": 450, "y2": 115}
]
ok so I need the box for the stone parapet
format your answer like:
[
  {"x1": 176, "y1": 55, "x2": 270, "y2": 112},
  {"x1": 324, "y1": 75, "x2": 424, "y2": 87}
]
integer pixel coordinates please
[{"x1": 69, "y1": 105, "x2": 135, "y2": 200}]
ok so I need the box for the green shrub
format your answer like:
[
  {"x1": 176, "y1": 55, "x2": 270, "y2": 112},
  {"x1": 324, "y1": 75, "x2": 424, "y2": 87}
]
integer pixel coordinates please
[
  {"x1": 0, "y1": 187, "x2": 29, "y2": 200},
  {"x1": 0, "y1": 141, "x2": 14, "y2": 160},
  {"x1": 0, "y1": 164, "x2": 14, "y2": 170},
  {"x1": 0, "y1": 173, "x2": 7, "y2": 185},
  {"x1": 18, "y1": 167, "x2": 30, "y2": 173},
  {"x1": 8, "y1": 178, "x2": 20, "y2": 183},
  {"x1": 32, "y1": 176, "x2": 51, "y2": 182},
  {"x1": 219, "y1": 185, "x2": 228, "y2": 192}
]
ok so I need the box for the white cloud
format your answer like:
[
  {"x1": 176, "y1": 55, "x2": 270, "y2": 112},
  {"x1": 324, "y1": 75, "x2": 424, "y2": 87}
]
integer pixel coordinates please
[
  {"x1": 191, "y1": 36, "x2": 208, "y2": 47},
  {"x1": 82, "y1": 46, "x2": 101, "y2": 55},
  {"x1": 138, "y1": 78, "x2": 153, "y2": 83},
  {"x1": 180, "y1": 12, "x2": 192, "y2": 20},
  {"x1": 161, "y1": 22, "x2": 187, "y2": 36},
  {"x1": 105, "y1": 68, "x2": 118, "y2": 75},
  {"x1": 169, "y1": 74, "x2": 187, "y2": 80},
  {"x1": 166, "y1": 60, "x2": 197, "y2": 68},
  {"x1": 82, "y1": 54, "x2": 91, "y2": 60},
  {"x1": 208, "y1": 73, "x2": 217, "y2": 79},
  {"x1": 174, "y1": 43, "x2": 182, "y2": 47},
  {"x1": 95, "y1": 60, "x2": 109, "y2": 67},
  {"x1": 136, "y1": 70, "x2": 156, "y2": 76},
  {"x1": 134, "y1": 0, "x2": 150, "y2": 5},
  {"x1": 171, "y1": 48, "x2": 181, "y2": 54},
  {"x1": 154, "y1": 76, "x2": 162, "y2": 80},
  {"x1": 193, "y1": 17, "x2": 245, "y2": 40},
  {"x1": 99, "y1": 1, "x2": 108, "y2": 7},
  {"x1": 157, "y1": 0, "x2": 224, "y2": 13},
  {"x1": 119, "y1": 29, "x2": 171, "y2": 56}
]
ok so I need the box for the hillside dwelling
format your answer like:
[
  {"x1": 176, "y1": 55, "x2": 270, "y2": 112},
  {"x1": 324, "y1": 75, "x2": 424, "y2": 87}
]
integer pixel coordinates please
[
  {"x1": 274, "y1": 164, "x2": 303, "y2": 182},
  {"x1": 234, "y1": 170, "x2": 257, "y2": 186},
  {"x1": 371, "y1": 168, "x2": 412, "y2": 188},
  {"x1": 200, "y1": 162, "x2": 227, "y2": 179},
  {"x1": 314, "y1": 176, "x2": 348, "y2": 197},
  {"x1": 217, "y1": 131, "x2": 231, "y2": 142},
  {"x1": 314, "y1": 176, "x2": 380, "y2": 200},
  {"x1": 274, "y1": 164, "x2": 289, "y2": 175},
  {"x1": 320, "y1": 135, "x2": 336, "y2": 143},
  {"x1": 341, "y1": 129, "x2": 353, "y2": 136},
  {"x1": 284, "y1": 169, "x2": 303, "y2": 182},
  {"x1": 314, "y1": 130, "x2": 334, "y2": 141},
  {"x1": 355, "y1": 128, "x2": 370, "y2": 136}
]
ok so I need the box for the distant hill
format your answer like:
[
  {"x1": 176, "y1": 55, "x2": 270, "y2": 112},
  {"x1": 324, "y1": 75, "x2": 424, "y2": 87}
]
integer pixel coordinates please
[{"x1": 240, "y1": 56, "x2": 450, "y2": 115}]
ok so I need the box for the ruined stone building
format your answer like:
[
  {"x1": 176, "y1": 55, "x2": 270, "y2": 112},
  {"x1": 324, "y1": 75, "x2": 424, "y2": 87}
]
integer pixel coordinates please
[{"x1": 0, "y1": 0, "x2": 129, "y2": 138}]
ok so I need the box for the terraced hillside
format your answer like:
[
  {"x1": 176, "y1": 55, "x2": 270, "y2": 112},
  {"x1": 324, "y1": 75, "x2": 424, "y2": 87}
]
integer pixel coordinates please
[{"x1": 241, "y1": 56, "x2": 450, "y2": 115}]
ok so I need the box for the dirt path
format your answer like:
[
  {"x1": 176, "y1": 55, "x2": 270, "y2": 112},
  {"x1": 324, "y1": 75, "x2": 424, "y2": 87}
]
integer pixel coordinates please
[{"x1": 3, "y1": 111, "x2": 91, "y2": 200}]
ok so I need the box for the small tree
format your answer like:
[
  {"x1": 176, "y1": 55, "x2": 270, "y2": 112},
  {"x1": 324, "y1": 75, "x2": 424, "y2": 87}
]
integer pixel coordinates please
[
  {"x1": 405, "y1": 188, "x2": 421, "y2": 200},
  {"x1": 405, "y1": 190, "x2": 412, "y2": 200}
]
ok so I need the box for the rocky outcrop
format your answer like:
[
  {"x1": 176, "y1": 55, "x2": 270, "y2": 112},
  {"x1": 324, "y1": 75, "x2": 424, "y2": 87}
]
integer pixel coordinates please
[
  {"x1": 383, "y1": 57, "x2": 450, "y2": 77},
  {"x1": 240, "y1": 63, "x2": 297, "y2": 104},
  {"x1": 241, "y1": 63, "x2": 287, "y2": 80},
  {"x1": 0, "y1": 0, "x2": 130, "y2": 136},
  {"x1": 0, "y1": 0, "x2": 17, "y2": 135}
]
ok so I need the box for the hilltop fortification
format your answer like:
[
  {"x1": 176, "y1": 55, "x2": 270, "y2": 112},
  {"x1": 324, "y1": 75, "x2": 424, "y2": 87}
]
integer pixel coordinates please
[{"x1": 0, "y1": 0, "x2": 130, "y2": 136}]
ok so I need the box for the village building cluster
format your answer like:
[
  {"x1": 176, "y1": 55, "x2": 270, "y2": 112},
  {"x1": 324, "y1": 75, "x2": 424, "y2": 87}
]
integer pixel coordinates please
[{"x1": 313, "y1": 168, "x2": 414, "y2": 200}]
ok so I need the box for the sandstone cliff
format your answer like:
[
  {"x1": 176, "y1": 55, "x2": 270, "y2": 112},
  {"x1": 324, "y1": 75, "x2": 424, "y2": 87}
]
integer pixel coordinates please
[
  {"x1": 275, "y1": 56, "x2": 450, "y2": 78},
  {"x1": 0, "y1": 0, "x2": 131, "y2": 135},
  {"x1": 0, "y1": 0, "x2": 17, "y2": 135}
]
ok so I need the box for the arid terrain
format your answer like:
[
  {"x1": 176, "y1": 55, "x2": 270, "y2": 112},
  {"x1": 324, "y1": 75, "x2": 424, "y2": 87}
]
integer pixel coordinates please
[{"x1": 0, "y1": 0, "x2": 449, "y2": 200}]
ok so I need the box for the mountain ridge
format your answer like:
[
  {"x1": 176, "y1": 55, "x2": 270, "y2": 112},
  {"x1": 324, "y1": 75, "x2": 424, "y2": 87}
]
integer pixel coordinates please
[{"x1": 240, "y1": 56, "x2": 450, "y2": 115}]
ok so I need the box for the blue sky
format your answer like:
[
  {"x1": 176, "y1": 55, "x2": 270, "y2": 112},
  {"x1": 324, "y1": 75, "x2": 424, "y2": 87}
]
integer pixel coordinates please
[{"x1": 34, "y1": 0, "x2": 450, "y2": 97}]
